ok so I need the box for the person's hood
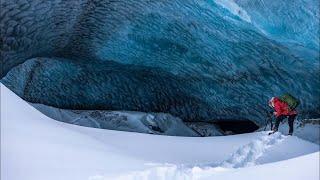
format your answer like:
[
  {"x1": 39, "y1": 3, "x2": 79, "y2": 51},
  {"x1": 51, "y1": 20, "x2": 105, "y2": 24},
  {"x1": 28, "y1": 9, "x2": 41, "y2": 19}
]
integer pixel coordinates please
[{"x1": 268, "y1": 97, "x2": 279, "y2": 108}]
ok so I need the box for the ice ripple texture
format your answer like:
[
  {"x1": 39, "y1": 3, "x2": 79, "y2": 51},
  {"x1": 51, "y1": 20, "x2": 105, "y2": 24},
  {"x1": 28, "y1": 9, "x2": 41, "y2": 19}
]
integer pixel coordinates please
[{"x1": 1, "y1": 0, "x2": 319, "y2": 124}]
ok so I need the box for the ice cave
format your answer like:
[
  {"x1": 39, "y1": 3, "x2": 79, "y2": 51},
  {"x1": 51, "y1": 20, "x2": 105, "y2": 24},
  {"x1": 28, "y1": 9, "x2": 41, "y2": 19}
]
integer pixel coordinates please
[
  {"x1": 1, "y1": 0, "x2": 320, "y2": 180},
  {"x1": 1, "y1": 0, "x2": 319, "y2": 130}
]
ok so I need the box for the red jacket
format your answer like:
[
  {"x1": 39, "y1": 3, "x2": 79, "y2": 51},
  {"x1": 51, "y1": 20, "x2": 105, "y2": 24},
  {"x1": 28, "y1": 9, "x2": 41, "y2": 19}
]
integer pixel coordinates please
[{"x1": 273, "y1": 97, "x2": 297, "y2": 117}]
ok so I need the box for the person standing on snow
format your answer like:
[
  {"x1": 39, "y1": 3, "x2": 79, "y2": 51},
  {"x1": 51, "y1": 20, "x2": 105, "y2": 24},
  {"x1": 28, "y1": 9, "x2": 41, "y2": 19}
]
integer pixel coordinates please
[{"x1": 268, "y1": 94, "x2": 299, "y2": 135}]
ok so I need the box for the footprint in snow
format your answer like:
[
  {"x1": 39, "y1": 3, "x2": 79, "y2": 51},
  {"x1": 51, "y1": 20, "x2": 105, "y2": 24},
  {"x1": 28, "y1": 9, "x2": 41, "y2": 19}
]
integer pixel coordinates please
[{"x1": 220, "y1": 132, "x2": 286, "y2": 168}]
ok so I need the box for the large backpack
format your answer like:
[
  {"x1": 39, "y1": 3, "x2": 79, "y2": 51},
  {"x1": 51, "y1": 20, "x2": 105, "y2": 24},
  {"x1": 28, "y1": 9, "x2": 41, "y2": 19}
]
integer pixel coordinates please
[{"x1": 280, "y1": 93, "x2": 300, "y2": 110}]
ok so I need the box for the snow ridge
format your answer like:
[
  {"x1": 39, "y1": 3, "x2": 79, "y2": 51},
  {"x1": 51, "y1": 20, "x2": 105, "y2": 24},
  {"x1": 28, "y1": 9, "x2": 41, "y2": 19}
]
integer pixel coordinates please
[
  {"x1": 220, "y1": 132, "x2": 285, "y2": 168},
  {"x1": 92, "y1": 132, "x2": 286, "y2": 180}
]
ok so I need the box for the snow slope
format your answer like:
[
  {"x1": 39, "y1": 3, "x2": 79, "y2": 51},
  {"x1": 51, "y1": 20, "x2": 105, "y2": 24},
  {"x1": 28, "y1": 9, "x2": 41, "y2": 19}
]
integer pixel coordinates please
[
  {"x1": 1, "y1": 84, "x2": 319, "y2": 180},
  {"x1": 107, "y1": 152, "x2": 320, "y2": 180}
]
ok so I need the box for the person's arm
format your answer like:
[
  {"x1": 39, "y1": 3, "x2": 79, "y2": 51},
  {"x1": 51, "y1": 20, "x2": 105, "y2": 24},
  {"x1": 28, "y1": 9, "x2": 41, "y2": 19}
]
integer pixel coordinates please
[{"x1": 273, "y1": 101, "x2": 287, "y2": 116}]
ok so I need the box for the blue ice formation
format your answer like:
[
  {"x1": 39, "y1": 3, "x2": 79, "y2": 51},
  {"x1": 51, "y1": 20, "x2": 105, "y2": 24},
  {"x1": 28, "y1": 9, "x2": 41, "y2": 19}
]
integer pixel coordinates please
[{"x1": 1, "y1": 0, "x2": 319, "y2": 124}]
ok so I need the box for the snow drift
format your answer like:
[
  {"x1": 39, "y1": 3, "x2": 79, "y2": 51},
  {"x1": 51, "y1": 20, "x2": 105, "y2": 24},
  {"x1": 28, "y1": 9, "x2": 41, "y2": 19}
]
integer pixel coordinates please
[{"x1": 1, "y1": 84, "x2": 319, "y2": 180}]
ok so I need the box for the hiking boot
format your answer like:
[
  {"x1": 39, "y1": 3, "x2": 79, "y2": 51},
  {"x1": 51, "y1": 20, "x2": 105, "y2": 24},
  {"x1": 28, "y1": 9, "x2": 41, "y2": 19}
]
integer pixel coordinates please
[
  {"x1": 268, "y1": 130, "x2": 276, "y2": 135},
  {"x1": 288, "y1": 133, "x2": 293, "y2": 136}
]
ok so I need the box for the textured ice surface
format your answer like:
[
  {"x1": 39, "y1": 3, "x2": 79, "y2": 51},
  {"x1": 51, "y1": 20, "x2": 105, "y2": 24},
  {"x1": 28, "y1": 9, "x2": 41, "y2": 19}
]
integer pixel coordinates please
[
  {"x1": 184, "y1": 122, "x2": 224, "y2": 136},
  {"x1": 31, "y1": 103, "x2": 201, "y2": 137},
  {"x1": 1, "y1": 0, "x2": 319, "y2": 124},
  {"x1": 215, "y1": 0, "x2": 252, "y2": 23},
  {"x1": 234, "y1": 0, "x2": 320, "y2": 51}
]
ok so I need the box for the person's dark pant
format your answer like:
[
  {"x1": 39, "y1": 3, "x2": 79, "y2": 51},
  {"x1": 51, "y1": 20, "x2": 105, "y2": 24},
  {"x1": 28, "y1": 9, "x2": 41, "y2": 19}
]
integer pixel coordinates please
[{"x1": 273, "y1": 114, "x2": 296, "y2": 134}]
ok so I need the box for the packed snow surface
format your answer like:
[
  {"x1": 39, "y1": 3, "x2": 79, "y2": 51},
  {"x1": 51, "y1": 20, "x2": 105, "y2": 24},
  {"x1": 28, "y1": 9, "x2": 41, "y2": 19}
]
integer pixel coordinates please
[
  {"x1": 1, "y1": 84, "x2": 319, "y2": 180},
  {"x1": 263, "y1": 118, "x2": 320, "y2": 145}
]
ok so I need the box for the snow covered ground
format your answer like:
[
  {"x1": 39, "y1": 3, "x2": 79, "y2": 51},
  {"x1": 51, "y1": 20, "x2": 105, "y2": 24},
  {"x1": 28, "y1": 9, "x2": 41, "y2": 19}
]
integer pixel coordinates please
[
  {"x1": 1, "y1": 84, "x2": 319, "y2": 180},
  {"x1": 263, "y1": 118, "x2": 320, "y2": 144}
]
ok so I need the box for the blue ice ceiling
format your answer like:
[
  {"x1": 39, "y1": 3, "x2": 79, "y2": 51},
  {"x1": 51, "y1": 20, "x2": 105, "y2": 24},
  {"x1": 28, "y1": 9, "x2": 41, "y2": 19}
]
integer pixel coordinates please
[{"x1": 1, "y1": 0, "x2": 319, "y2": 124}]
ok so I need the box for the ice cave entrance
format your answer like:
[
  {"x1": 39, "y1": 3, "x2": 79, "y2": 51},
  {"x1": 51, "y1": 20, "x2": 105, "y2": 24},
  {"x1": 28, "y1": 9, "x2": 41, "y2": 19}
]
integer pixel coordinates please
[{"x1": 214, "y1": 120, "x2": 259, "y2": 135}]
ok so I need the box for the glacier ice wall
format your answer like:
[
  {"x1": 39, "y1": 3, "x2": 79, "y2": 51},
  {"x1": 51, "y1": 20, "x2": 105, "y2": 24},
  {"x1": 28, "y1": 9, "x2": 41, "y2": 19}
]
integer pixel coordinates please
[
  {"x1": 1, "y1": 0, "x2": 319, "y2": 124},
  {"x1": 234, "y1": 0, "x2": 319, "y2": 51}
]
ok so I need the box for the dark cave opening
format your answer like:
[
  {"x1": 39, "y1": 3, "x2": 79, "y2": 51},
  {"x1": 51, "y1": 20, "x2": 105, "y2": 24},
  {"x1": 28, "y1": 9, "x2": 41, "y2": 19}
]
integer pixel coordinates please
[{"x1": 214, "y1": 120, "x2": 260, "y2": 135}]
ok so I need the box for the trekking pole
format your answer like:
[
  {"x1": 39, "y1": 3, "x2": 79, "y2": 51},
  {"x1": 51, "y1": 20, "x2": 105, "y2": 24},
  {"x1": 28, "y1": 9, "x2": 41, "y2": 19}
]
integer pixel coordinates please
[
  {"x1": 264, "y1": 116, "x2": 268, "y2": 131},
  {"x1": 268, "y1": 111, "x2": 273, "y2": 130},
  {"x1": 269, "y1": 114, "x2": 273, "y2": 131},
  {"x1": 264, "y1": 111, "x2": 273, "y2": 131}
]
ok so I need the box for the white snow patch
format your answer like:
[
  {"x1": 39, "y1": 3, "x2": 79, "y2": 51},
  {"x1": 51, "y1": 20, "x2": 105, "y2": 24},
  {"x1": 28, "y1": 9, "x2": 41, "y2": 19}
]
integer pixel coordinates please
[
  {"x1": 105, "y1": 132, "x2": 288, "y2": 179},
  {"x1": 263, "y1": 119, "x2": 320, "y2": 144},
  {"x1": 295, "y1": 120, "x2": 320, "y2": 144},
  {"x1": 1, "y1": 84, "x2": 319, "y2": 180},
  {"x1": 220, "y1": 132, "x2": 285, "y2": 168},
  {"x1": 98, "y1": 152, "x2": 320, "y2": 180}
]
